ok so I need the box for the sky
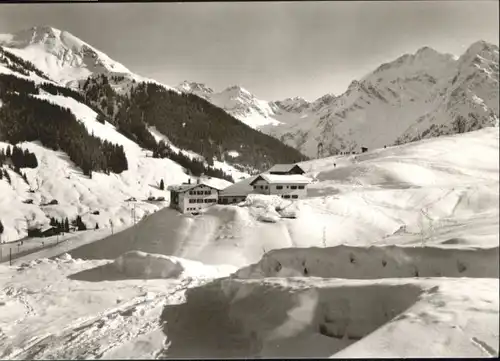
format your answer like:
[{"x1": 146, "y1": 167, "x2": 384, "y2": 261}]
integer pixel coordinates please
[{"x1": 0, "y1": 1, "x2": 498, "y2": 101}]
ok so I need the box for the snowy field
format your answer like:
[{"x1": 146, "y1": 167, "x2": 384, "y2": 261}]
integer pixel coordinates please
[{"x1": 0, "y1": 127, "x2": 498, "y2": 358}]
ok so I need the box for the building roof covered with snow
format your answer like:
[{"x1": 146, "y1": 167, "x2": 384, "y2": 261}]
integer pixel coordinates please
[
  {"x1": 219, "y1": 176, "x2": 257, "y2": 197},
  {"x1": 265, "y1": 163, "x2": 305, "y2": 175},
  {"x1": 167, "y1": 179, "x2": 227, "y2": 193},
  {"x1": 249, "y1": 174, "x2": 311, "y2": 185}
]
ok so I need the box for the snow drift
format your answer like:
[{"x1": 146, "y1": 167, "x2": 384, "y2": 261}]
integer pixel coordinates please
[
  {"x1": 234, "y1": 244, "x2": 499, "y2": 279},
  {"x1": 113, "y1": 251, "x2": 236, "y2": 280},
  {"x1": 161, "y1": 277, "x2": 498, "y2": 358}
]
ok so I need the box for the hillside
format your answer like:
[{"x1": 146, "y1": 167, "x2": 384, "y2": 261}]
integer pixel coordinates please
[{"x1": 82, "y1": 76, "x2": 307, "y2": 172}]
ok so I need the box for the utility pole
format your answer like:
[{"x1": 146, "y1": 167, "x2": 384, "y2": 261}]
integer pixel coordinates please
[
  {"x1": 9, "y1": 248, "x2": 12, "y2": 266},
  {"x1": 131, "y1": 203, "x2": 136, "y2": 225}
]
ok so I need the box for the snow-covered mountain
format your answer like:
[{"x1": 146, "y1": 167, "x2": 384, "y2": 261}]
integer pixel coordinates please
[
  {"x1": 262, "y1": 41, "x2": 499, "y2": 157},
  {"x1": 177, "y1": 42, "x2": 498, "y2": 158},
  {"x1": 176, "y1": 81, "x2": 283, "y2": 129},
  {"x1": 0, "y1": 26, "x2": 176, "y2": 93}
]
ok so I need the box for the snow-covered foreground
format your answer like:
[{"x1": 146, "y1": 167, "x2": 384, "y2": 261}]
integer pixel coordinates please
[
  {"x1": 163, "y1": 277, "x2": 498, "y2": 358},
  {"x1": 0, "y1": 127, "x2": 498, "y2": 358},
  {"x1": 0, "y1": 253, "x2": 236, "y2": 359}
]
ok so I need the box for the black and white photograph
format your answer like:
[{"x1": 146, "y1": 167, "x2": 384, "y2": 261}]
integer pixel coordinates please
[{"x1": 0, "y1": 0, "x2": 498, "y2": 358}]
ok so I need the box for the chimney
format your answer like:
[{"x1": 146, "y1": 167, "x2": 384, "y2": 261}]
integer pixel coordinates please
[
  {"x1": 188, "y1": 179, "x2": 191, "y2": 184},
  {"x1": 196, "y1": 178, "x2": 200, "y2": 185}
]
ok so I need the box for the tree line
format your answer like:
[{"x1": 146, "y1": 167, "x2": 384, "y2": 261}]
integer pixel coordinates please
[
  {"x1": 0, "y1": 145, "x2": 38, "y2": 169},
  {"x1": 81, "y1": 75, "x2": 307, "y2": 179},
  {"x1": 0, "y1": 75, "x2": 128, "y2": 177}
]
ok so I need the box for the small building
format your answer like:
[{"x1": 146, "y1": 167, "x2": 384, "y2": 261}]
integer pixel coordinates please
[
  {"x1": 218, "y1": 176, "x2": 256, "y2": 205},
  {"x1": 27, "y1": 225, "x2": 59, "y2": 238},
  {"x1": 249, "y1": 173, "x2": 311, "y2": 200},
  {"x1": 361, "y1": 147, "x2": 368, "y2": 153},
  {"x1": 168, "y1": 179, "x2": 223, "y2": 214},
  {"x1": 266, "y1": 164, "x2": 305, "y2": 175}
]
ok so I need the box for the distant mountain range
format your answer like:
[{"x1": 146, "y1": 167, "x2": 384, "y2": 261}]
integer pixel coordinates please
[{"x1": 176, "y1": 42, "x2": 499, "y2": 158}]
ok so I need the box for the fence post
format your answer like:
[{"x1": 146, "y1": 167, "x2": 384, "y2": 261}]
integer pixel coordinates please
[{"x1": 9, "y1": 248, "x2": 12, "y2": 266}]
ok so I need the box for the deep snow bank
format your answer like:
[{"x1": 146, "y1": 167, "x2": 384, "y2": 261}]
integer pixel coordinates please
[
  {"x1": 160, "y1": 277, "x2": 499, "y2": 358},
  {"x1": 113, "y1": 251, "x2": 236, "y2": 280},
  {"x1": 235, "y1": 245, "x2": 499, "y2": 279}
]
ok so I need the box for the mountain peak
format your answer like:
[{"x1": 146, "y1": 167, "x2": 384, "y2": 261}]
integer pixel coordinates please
[
  {"x1": 0, "y1": 26, "x2": 131, "y2": 85},
  {"x1": 177, "y1": 81, "x2": 214, "y2": 95},
  {"x1": 464, "y1": 40, "x2": 499, "y2": 57},
  {"x1": 223, "y1": 85, "x2": 251, "y2": 94}
]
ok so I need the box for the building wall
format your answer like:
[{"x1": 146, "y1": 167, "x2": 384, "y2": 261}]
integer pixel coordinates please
[
  {"x1": 251, "y1": 179, "x2": 271, "y2": 195},
  {"x1": 218, "y1": 195, "x2": 247, "y2": 204},
  {"x1": 269, "y1": 183, "x2": 307, "y2": 199},
  {"x1": 181, "y1": 184, "x2": 219, "y2": 213}
]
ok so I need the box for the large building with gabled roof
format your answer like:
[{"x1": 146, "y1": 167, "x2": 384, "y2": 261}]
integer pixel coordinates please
[
  {"x1": 249, "y1": 173, "x2": 310, "y2": 200},
  {"x1": 168, "y1": 179, "x2": 224, "y2": 213}
]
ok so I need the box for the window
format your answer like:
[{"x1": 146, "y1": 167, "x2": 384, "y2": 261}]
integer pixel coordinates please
[
  {"x1": 298, "y1": 186, "x2": 305, "y2": 189},
  {"x1": 291, "y1": 195, "x2": 298, "y2": 199},
  {"x1": 205, "y1": 191, "x2": 211, "y2": 195},
  {"x1": 283, "y1": 195, "x2": 290, "y2": 199},
  {"x1": 197, "y1": 199, "x2": 203, "y2": 203},
  {"x1": 189, "y1": 191, "x2": 194, "y2": 195},
  {"x1": 276, "y1": 185, "x2": 283, "y2": 190},
  {"x1": 198, "y1": 191, "x2": 203, "y2": 195},
  {"x1": 264, "y1": 186, "x2": 268, "y2": 189},
  {"x1": 189, "y1": 199, "x2": 195, "y2": 204},
  {"x1": 291, "y1": 186, "x2": 297, "y2": 190}
]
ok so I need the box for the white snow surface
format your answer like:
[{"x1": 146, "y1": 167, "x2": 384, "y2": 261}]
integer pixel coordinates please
[{"x1": 114, "y1": 250, "x2": 236, "y2": 280}]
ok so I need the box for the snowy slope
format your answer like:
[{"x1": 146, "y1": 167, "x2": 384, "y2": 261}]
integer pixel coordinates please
[
  {"x1": 20, "y1": 127, "x2": 494, "y2": 268},
  {"x1": 0, "y1": 88, "x2": 237, "y2": 245}
]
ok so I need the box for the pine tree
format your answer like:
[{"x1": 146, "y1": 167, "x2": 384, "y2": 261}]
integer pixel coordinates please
[
  {"x1": 4, "y1": 170, "x2": 11, "y2": 184},
  {"x1": 159, "y1": 179, "x2": 165, "y2": 190},
  {"x1": 95, "y1": 222, "x2": 99, "y2": 230},
  {"x1": 0, "y1": 220, "x2": 4, "y2": 235},
  {"x1": 64, "y1": 217, "x2": 70, "y2": 233}
]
